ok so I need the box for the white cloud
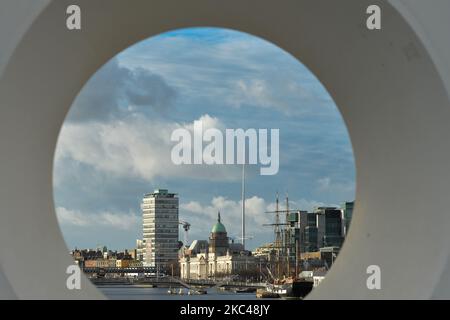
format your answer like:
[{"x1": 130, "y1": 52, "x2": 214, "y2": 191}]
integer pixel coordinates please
[
  {"x1": 180, "y1": 195, "x2": 281, "y2": 242},
  {"x1": 56, "y1": 207, "x2": 90, "y2": 227},
  {"x1": 180, "y1": 194, "x2": 342, "y2": 244},
  {"x1": 227, "y1": 77, "x2": 323, "y2": 116},
  {"x1": 54, "y1": 28, "x2": 355, "y2": 250},
  {"x1": 54, "y1": 114, "x2": 239, "y2": 184},
  {"x1": 315, "y1": 177, "x2": 355, "y2": 201},
  {"x1": 56, "y1": 207, "x2": 139, "y2": 230},
  {"x1": 120, "y1": 29, "x2": 333, "y2": 117}
]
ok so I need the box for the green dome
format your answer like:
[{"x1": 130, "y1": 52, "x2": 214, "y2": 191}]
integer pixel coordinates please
[
  {"x1": 211, "y1": 211, "x2": 227, "y2": 233},
  {"x1": 211, "y1": 221, "x2": 226, "y2": 233}
]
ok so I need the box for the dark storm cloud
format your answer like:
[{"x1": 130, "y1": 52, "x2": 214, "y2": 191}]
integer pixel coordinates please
[{"x1": 66, "y1": 58, "x2": 177, "y2": 122}]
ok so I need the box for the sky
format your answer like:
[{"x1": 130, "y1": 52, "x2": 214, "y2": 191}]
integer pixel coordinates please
[{"x1": 53, "y1": 27, "x2": 355, "y2": 251}]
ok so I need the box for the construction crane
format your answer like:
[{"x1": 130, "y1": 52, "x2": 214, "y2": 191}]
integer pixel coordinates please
[{"x1": 179, "y1": 220, "x2": 191, "y2": 247}]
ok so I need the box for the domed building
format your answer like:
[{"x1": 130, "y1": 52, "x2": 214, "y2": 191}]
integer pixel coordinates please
[
  {"x1": 179, "y1": 212, "x2": 257, "y2": 280},
  {"x1": 208, "y1": 212, "x2": 229, "y2": 256}
]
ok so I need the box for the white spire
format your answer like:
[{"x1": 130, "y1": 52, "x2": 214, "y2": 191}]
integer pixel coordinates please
[{"x1": 241, "y1": 163, "x2": 245, "y2": 250}]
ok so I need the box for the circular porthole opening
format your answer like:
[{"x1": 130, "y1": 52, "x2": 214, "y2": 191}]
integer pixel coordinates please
[{"x1": 53, "y1": 27, "x2": 356, "y2": 299}]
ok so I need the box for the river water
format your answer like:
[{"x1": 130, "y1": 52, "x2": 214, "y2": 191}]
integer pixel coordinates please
[{"x1": 98, "y1": 285, "x2": 260, "y2": 300}]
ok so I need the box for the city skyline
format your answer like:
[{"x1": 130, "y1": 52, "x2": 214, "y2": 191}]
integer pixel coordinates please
[{"x1": 54, "y1": 27, "x2": 355, "y2": 251}]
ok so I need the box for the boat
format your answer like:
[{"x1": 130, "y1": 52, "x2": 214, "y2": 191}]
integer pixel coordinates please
[
  {"x1": 234, "y1": 287, "x2": 257, "y2": 293},
  {"x1": 290, "y1": 279, "x2": 314, "y2": 298},
  {"x1": 281, "y1": 296, "x2": 302, "y2": 300},
  {"x1": 187, "y1": 288, "x2": 207, "y2": 295},
  {"x1": 195, "y1": 289, "x2": 207, "y2": 295},
  {"x1": 167, "y1": 287, "x2": 175, "y2": 294},
  {"x1": 265, "y1": 283, "x2": 289, "y2": 296},
  {"x1": 256, "y1": 288, "x2": 279, "y2": 298},
  {"x1": 264, "y1": 277, "x2": 313, "y2": 298}
]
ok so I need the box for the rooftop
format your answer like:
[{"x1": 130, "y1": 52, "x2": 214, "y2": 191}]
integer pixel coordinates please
[
  {"x1": 144, "y1": 188, "x2": 178, "y2": 198},
  {"x1": 211, "y1": 211, "x2": 227, "y2": 233}
]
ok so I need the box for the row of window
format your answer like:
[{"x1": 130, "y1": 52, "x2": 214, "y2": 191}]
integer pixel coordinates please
[
  {"x1": 145, "y1": 229, "x2": 178, "y2": 233},
  {"x1": 142, "y1": 200, "x2": 178, "y2": 205},
  {"x1": 142, "y1": 212, "x2": 178, "y2": 217},
  {"x1": 144, "y1": 238, "x2": 177, "y2": 243},
  {"x1": 143, "y1": 216, "x2": 178, "y2": 221},
  {"x1": 144, "y1": 243, "x2": 178, "y2": 249},
  {"x1": 144, "y1": 224, "x2": 178, "y2": 228}
]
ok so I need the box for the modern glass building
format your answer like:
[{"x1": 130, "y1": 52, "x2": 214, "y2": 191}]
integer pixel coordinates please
[
  {"x1": 300, "y1": 212, "x2": 319, "y2": 252},
  {"x1": 342, "y1": 201, "x2": 354, "y2": 235},
  {"x1": 316, "y1": 207, "x2": 344, "y2": 248}
]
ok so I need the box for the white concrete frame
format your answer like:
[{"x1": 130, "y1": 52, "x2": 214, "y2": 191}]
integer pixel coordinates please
[{"x1": 1, "y1": 0, "x2": 450, "y2": 299}]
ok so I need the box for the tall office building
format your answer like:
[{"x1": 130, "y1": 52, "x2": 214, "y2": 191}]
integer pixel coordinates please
[
  {"x1": 300, "y1": 211, "x2": 319, "y2": 252},
  {"x1": 315, "y1": 207, "x2": 344, "y2": 248},
  {"x1": 342, "y1": 201, "x2": 354, "y2": 236},
  {"x1": 283, "y1": 211, "x2": 318, "y2": 262},
  {"x1": 141, "y1": 189, "x2": 179, "y2": 270},
  {"x1": 136, "y1": 239, "x2": 144, "y2": 262}
]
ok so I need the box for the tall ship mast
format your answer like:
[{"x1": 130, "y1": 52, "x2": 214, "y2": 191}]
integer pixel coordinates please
[
  {"x1": 285, "y1": 193, "x2": 291, "y2": 276},
  {"x1": 264, "y1": 193, "x2": 303, "y2": 278},
  {"x1": 262, "y1": 193, "x2": 314, "y2": 298}
]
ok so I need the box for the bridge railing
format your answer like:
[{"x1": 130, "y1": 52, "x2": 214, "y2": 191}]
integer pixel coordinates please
[{"x1": 83, "y1": 267, "x2": 156, "y2": 273}]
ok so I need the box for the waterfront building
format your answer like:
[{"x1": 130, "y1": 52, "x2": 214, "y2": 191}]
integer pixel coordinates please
[
  {"x1": 300, "y1": 251, "x2": 321, "y2": 260},
  {"x1": 71, "y1": 248, "x2": 142, "y2": 272},
  {"x1": 342, "y1": 201, "x2": 354, "y2": 236},
  {"x1": 299, "y1": 211, "x2": 319, "y2": 253},
  {"x1": 179, "y1": 212, "x2": 257, "y2": 280},
  {"x1": 285, "y1": 211, "x2": 302, "y2": 267},
  {"x1": 70, "y1": 248, "x2": 113, "y2": 267},
  {"x1": 95, "y1": 259, "x2": 117, "y2": 268},
  {"x1": 141, "y1": 189, "x2": 179, "y2": 270},
  {"x1": 312, "y1": 270, "x2": 327, "y2": 287},
  {"x1": 128, "y1": 248, "x2": 137, "y2": 260},
  {"x1": 319, "y1": 246, "x2": 340, "y2": 268},
  {"x1": 303, "y1": 225, "x2": 319, "y2": 252},
  {"x1": 315, "y1": 207, "x2": 344, "y2": 248},
  {"x1": 116, "y1": 259, "x2": 130, "y2": 268},
  {"x1": 136, "y1": 239, "x2": 144, "y2": 262},
  {"x1": 301, "y1": 252, "x2": 325, "y2": 270},
  {"x1": 84, "y1": 260, "x2": 97, "y2": 268},
  {"x1": 208, "y1": 212, "x2": 229, "y2": 258},
  {"x1": 252, "y1": 243, "x2": 276, "y2": 262},
  {"x1": 128, "y1": 260, "x2": 143, "y2": 268}
]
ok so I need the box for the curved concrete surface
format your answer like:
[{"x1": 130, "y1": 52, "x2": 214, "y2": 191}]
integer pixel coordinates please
[{"x1": 1, "y1": 0, "x2": 450, "y2": 299}]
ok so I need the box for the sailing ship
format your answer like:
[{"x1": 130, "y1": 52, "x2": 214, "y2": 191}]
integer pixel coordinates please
[
  {"x1": 260, "y1": 193, "x2": 314, "y2": 298},
  {"x1": 264, "y1": 270, "x2": 314, "y2": 298}
]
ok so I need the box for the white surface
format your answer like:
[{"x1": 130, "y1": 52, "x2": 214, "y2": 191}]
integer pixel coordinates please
[{"x1": 0, "y1": 0, "x2": 450, "y2": 299}]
